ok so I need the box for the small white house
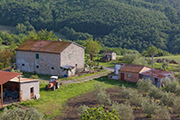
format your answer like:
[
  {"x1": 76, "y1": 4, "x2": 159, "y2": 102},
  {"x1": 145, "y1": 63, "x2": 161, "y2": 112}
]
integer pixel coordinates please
[
  {"x1": 104, "y1": 51, "x2": 116, "y2": 61},
  {"x1": 10, "y1": 77, "x2": 40, "y2": 101}
]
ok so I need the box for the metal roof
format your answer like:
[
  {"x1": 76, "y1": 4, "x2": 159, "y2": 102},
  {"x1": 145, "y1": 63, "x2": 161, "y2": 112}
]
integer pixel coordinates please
[
  {"x1": 15, "y1": 39, "x2": 72, "y2": 54},
  {"x1": 0, "y1": 71, "x2": 21, "y2": 85},
  {"x1": 140, "y1": 69, "x2": 172, "y2": 79},
  {"x1": 119, "y1": 64, "x2": 145, "y2": 73}
]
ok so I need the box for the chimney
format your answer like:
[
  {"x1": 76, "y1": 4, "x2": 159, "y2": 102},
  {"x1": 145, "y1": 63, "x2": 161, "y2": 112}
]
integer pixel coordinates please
[{"x1": 58, "y1": 38, "x2": 61, "y2": 42}]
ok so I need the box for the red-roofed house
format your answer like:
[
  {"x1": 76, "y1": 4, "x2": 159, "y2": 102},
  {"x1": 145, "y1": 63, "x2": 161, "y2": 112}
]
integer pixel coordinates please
[
  {"x1": 114, "y1": 63, "x2": 174, "y2": 87},
  {"x1": 140, "y1": 69, "x2": 174, "y2": 87}
]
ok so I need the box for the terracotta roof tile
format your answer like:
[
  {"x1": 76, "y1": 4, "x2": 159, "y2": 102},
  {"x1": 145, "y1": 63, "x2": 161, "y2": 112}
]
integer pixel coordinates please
[
  {"x1": 15, "y1": 39, "x2": 72, "y2": 54},
  {"x1": 119, "y1": 64, "x2": 145, "y2": 73},
  {"x1": 0, "y1": 71, "x2": 21, "y2": 85},
  {"x1": 140, "y1": 69, "x2": 173, "y2": 79}
]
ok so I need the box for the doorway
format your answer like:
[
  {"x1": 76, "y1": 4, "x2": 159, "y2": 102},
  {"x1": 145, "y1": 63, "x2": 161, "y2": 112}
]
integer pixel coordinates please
[
  {"x1": 30, "y1": 87, "x2": 34, "y2": 99},
  {"x1": 121, "y1": 73, "x2": 124, "y2": 80}
]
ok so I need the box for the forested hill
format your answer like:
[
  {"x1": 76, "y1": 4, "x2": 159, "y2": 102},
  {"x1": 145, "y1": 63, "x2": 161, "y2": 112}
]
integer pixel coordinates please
[{"x1": 1, "y1": 0, "x2": 180, "y2": 53}]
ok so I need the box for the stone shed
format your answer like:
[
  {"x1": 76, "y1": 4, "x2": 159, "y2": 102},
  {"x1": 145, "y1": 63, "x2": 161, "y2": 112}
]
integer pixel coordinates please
[{"x1": 103, "y1": 51, "x2": 116, "y2": 61}]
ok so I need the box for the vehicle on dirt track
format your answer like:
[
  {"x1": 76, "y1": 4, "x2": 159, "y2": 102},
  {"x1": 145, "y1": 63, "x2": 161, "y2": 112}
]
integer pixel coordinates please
[{"x1": 45, "y1": 76, "x2": 60, "y2": 91}]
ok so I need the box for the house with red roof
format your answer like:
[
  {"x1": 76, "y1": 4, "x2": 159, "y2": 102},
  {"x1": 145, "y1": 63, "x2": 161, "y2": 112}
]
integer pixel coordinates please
[
  {"x1": 114, "y1": 63, "x2": 174, "y2": 87},
  {"x1": 15, "y1": 39, "x2": 85, "y2": 77}
]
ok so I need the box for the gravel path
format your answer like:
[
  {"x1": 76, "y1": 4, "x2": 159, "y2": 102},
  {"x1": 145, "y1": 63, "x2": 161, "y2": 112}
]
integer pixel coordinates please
[{"x1": 40, "y1": 67, "x2": 114, "y2": 84}]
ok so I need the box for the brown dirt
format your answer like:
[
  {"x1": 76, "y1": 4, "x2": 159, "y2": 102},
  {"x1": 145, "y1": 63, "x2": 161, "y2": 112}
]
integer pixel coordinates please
[{"x1": 54, "y1": 87, "x2": 180, "y2": 120}]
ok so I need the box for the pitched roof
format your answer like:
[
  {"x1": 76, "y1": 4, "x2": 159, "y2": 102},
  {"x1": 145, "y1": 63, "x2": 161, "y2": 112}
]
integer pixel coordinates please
[
  {"x1": 0, "y1": 71, "x2": 21, "y2": 85},
  {"x1": 15, "y1": 39, "x2": 72, "y2": 54},
  {"x1": 119, "y1": 64, "x2": 145, "y2": 73},
  {"x1": 140, "y1": 69, "x2": 173, "y2": 79}
]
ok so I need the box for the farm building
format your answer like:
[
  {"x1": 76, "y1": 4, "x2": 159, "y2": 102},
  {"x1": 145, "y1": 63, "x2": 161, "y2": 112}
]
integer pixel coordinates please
[
  {"x1": 0, "y1": 71, "x2": 39, "y2": 108},
  {"x1": 15, "y1": 39, "x2": 85, "y2": 77},
  {"x1": 112, "y1": 63, "x2": 174, "y2": 87},
  {"x1": 100, "y1": 51, "x2": 116, "y2": 62},
  {"x1": 140, "y1": 69, "x2": 174, "y2": 87}
]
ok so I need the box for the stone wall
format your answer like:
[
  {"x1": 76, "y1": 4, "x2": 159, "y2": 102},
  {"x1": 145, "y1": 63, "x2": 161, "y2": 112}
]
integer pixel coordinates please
[
  {"x1": 60, "y1": 43, "x2": 84, "y2": 71},
  {"x1": 21, "y1": 81, "x2": 39, "y2": 101},
  {"x1": 16, "y1": 51, "x2": 61, "y2": 76}
]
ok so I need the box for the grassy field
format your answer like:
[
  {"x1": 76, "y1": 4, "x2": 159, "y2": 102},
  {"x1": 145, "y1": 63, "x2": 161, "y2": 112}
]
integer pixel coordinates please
[
  {"x1": 155, "y1": 55, "x2": 180, "y2": 63},
  {"x1": 19, "y1": 76, "x2": 136, "y2": 118}
]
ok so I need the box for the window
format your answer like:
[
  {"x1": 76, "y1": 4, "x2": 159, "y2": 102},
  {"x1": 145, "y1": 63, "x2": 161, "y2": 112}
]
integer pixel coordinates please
[
  {"x1": 68, "y1": 53, "x2": 71, "y2": 59},
  {"x1": 22, "y1": 64, "x2": 25, "y2": 66},
  {"x1": 36, "y1": 65, "x2": 39, "y2": 68},
  {"x1": 127, "y1": 73, "x2": 131, "y2": 77},
  {"x1": 36, "y1": 54, "x2": 39, "y2": 59},
  {"x1": 51, "y1": 67, "x2": 54, "y2": 70}
]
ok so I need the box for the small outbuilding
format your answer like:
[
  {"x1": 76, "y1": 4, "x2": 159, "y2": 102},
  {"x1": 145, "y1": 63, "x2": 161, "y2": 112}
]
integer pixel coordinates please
[
  {"x1": 103, "y1": 51, "x2": 116, "y2": 61},
  {"x1": 0, "y1": 71, "x2": 40, "y2": 108}
]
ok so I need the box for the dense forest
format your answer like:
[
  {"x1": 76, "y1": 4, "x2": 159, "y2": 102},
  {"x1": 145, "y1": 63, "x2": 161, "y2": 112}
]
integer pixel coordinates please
[{"x1": 1, "y1": 0, "x2": 180, "y2": 53}]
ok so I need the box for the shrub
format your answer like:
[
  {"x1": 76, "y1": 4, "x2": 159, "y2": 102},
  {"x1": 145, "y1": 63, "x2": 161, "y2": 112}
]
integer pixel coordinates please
[
  {"x1": 153, "y1": 107, "x2": 170, "y2": 120},
  {"x1": 80, "y1": 105, "x2": 120, "y2": 120},
  {"x1": 163, "y1": 79, "x2": 178, "y2": 93},
  {"x1": 137, "y1": 79, "x2": 153, "y2": 92},
  {"x1": 78, "y1": 105, "x2": 89, "y2": 114},
  {"x1": 123, "y1": 53, "x2": 141, "y2": 64},
  {"x1": 148, "y1": 86, "x2": 164, "y2": 99},
  {"x1": 121, "y1": 85, "x2": 138, "y2": 99},
  {"x1": 142, "y1": 99, "x2": 161, "y2": 117},
  {"x1": 30, "y1": 75, "x2": 39, "y2": 79},
  {"x1": 176, "y1": 86, "x2": 180, "y2": 96},
  {"x1": 161, "y1": 92, "x2": 174, "y2": 106},
  {"x1": 10, "y1": 69, "x2": 21, "y2": 73},
  {"x1": 0, "y1": 62, "x2": 4, "y2": 70},
  {"x1": 93, "y1": 83, "x2": 111, "y2": 105},
  {"x1": 173, "y1": 97, "x2": 180, "y2": 114},
  {"x1": 132, "y1": 57, "x2": 148, "y2": 65},
  {"x1": 130, "y1": 93, "x2": 147, "y2": 107},
  {"x1": 1, "y1": 108, "x2": 44, "y2": 120},
  {"x1": 111, "y1": 101, "x2": 134, "y2": 120}
]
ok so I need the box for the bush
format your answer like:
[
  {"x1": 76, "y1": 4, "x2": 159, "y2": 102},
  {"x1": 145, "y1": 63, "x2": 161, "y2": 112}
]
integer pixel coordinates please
[
  {"x1": 1, "y1": 108, "x2": 44, "y2": 120},
  {"x1": 93, "y1": 83, "x2": 111, "y2": 105},
  {"x1": 78, "y1": 105, "x2": 89, "y2": 115},
  {"x1": 111, "y1": 101, "x2": 134, "y2": 120},
  {"x1": 142, "y1": 99, "x2": 161, "y2": 117},
  {"x1": 0, "y1": 62, "x2": 4, "y2": 70},
  {"x1": 148, "y1": 86, "x2": 164, "y2": 99},
  {"x1": 176, "y1": 86, "x2": 180, "y2": 96},
  {"x1": 30, "y1": 75, "x2": 39, "y2": 79},
  {"x1": 163, "y1": 79, "x2": 178, "y2": 93},
  {"x1": 132, "y1": 57, "x2": 148, "y2": 65},
  {"x1": 130, "y1": 93, "x2": 147, "y2": 107},
  {"x1": 121, "y1": 85, "x2": 138, "y2": 99},
  {"x1": 10, "y1": 69, "x2": 21, "y2": 73},
  {"x1": 137, "y1": 79, "x2": 153, "y2": 92},
  {"x1": 80, "y1": 105, "x2": 120, "y2": 120},
  {"x1": 153, "y1": 107, "x2": 170, "y2": 120},
  {"x1": 161, "y1": 92, "x2": 174, "y2": 106},
  {"x1": 123, "y1": 53, "x2": 141, "y2": 64},
  {"x1": 173, "y1": 97, "x2": 180, "y2": 114}
]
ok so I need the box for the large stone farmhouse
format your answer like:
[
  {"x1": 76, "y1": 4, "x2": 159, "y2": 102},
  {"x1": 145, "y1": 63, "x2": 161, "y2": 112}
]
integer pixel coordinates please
[
  {"x1": 114, "y1": 63, "x2": 174, "y2": 87},
  {"x1": 15, "y1": 40, "x2": 85, "y2": 77}
]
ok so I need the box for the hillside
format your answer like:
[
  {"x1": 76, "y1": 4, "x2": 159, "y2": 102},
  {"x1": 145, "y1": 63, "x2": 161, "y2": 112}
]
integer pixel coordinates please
[{"x1": 0, "y1": 0, "x2": 180, "y2": 53}]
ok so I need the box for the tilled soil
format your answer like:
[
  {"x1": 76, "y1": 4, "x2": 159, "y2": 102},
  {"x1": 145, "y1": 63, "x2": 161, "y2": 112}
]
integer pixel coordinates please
[{"x1": 54, "y1": 87, "x2": 180, "y2": 120}]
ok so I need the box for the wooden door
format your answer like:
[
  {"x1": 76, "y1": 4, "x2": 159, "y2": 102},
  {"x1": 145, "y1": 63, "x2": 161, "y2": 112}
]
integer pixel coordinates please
[
  {"x1": 121, "y1": 73, "x2": 124, "y2": 80},
  {"x1": 30, "y1": 87, "x2": 34, "y2": 99}
]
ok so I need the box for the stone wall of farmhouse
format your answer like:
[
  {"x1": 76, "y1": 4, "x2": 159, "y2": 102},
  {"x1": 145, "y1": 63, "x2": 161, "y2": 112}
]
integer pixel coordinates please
[
  {"x1": 16, "y1": 51, "x2": 61, "y2": 76},
  {"x1": 61, "y1": 43, "x2": 84, "y2": 70}
]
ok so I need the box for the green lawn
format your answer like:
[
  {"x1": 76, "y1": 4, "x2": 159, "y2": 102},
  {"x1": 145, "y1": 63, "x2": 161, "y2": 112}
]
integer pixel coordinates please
[
  {"x1": 155, "y1": 55, "x2": 180, "y2": 63},
  {"x1": 19, "y1": 76, "x2": 136, "y2": 118}
]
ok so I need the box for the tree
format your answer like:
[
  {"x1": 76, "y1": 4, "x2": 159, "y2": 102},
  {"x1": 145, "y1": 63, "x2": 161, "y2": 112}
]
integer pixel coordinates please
[
  {"x1": 83, "y1": 38, "x2": 101, "y2": 61},
  {"x1": 147, "y1": 46, "x2": 157, "y2": 81},
  {"x1": 0, "y1": 49, "x2": 14, "y2": 68}
]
